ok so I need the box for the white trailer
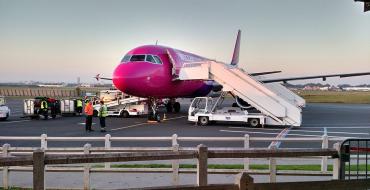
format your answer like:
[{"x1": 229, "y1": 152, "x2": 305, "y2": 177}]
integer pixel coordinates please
[
  {"x1": 188, "y1": 93, "x2": 266, "y2": 127},
  {"x1": 93, "y1": 96, "x2": 148, "y2": 117},
  {"x1": 0, "y1": 96, "x2": 10, "y2": 121},
  {"x1": 60, "y1": 99, "x2": 76, "y2": 116}
]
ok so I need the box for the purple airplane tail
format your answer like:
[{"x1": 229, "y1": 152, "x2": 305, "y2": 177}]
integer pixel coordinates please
[{"x1": 231, "y1": 30, "x2": 241, "y2": 66}]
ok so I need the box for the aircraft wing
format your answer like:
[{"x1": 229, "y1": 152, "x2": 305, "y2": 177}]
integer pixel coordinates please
[
  {"x1": 249, "y1": 71, "x2": 281, "y2": 76},
  {"x1": 95, "y1": 74, "x2": 112, "y2": 81},
  {"x1": 261, "y1": 72, "x2": 370, "y2": 83}
]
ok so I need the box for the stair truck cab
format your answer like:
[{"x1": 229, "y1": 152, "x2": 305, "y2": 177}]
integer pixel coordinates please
[
  {"x1": 0, "y1": 96, "x2": 10, "y2": 121},
  {"x1": 188, "y1": 92, "x2": 266, "y2": 127}
]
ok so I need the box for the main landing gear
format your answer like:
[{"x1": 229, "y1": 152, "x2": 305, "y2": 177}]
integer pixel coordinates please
[
  {"x1": 165, "y1": 99, "x2": 181, "y2": 113},
  {"x1": 147, "y1": 98, "x2": 181, "y2": 122}
]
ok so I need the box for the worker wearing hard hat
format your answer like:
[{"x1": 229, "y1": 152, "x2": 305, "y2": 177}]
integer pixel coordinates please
[
  {"x1": 98, "y1": 100, "x2": 108, "y2": 132},
  {"x1": 84, "y1": 100, "x2": 94, "y2": 132}
]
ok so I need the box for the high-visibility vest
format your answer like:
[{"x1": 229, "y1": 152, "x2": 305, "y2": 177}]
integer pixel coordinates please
[
  {"x1": 76, "y1": 100, "x2": 82, "y2": 107},
  {"x1": 40, "y1": 101, "x2": 48, "y2": 109},
  {"x1": 84, "y1": 103, "x2": 94, "y2": 116},
  {"x1": 99, "y1": 105, "x2": 108, "y2": 117}
]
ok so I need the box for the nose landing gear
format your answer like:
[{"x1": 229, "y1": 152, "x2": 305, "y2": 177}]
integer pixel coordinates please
[{"x1": 148, "y1": 98, "x2": 161, "y2": 122}]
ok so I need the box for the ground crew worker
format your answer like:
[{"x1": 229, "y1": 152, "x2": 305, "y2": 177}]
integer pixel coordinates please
[
  {"x1": 98, "y1": 100, "x2": 108, "y2": 132},
  {"x1": 76, "y1": 99, "x2": 83, "y2": 115},
  {"x1": 84, "y1": 100, "x2": 94, "y2": 132},
  {"x1": 40, "y1": 100, "x2": 48, "y2": 120}
]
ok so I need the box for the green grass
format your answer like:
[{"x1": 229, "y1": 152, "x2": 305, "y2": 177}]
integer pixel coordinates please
[
  {"x1": 296, "y1": 90, "x2": 370, "y2": 104},
  {"x1": 93, "y1": 164, "x2": 370, "y2": 172}
]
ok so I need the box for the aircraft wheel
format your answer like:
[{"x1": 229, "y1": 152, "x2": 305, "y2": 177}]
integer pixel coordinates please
[
  {"x1": 173, "y1": 102, "x2": 180, "y2": 113},
  {"x1": 155, "y1": 113, "x2": 161, "y2": 122},
  {"x1": 198, "y1": 116, "x2": 209, "y2": 126},
  {"x1": 166, "y1": 103, "x2": 173, "y2": 113},
  {"x1": 249, "y1": 118, "x2": 260, "y2": 127}
]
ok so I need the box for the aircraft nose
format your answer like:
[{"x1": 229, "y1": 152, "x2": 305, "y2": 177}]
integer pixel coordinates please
[
  {"x1": 112, "y1": 62, "x2": 161, "y2": 95},
  {"x1": 112, "y1": 63, "x2": 130, "y2": 93}
]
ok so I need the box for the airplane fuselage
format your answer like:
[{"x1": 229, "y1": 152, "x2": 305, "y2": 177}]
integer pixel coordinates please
[{"x1": 113, "y1": 45, "x2": 213, "y2": 98}]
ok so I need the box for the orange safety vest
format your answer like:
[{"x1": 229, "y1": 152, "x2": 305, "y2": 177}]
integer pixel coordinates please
[{"x1": 84, "y1": 103, "x2": 93, "y2": 116}]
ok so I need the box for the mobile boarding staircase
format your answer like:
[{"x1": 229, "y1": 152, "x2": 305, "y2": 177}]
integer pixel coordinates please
[{"x1": 179, "y1": 61, "x2": 304, "y2": 127}]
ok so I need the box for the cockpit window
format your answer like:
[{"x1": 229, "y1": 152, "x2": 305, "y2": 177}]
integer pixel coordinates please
[
  {"x1": 153, "y1": 56, "x2": 162, "y2": 64},
  {"x1": 145, "y1": 55, "x2": 156, "y2": 63},
  {"x1": 121, "y1": 55, "x2": 131, "y2": 63},
  {"x1": 130, "y1": 55, "x2": 146, "y2": 62}
]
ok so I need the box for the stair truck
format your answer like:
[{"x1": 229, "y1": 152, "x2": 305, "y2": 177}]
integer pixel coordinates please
[{"x1": 188, "y1": 92, "x2": 266, "y2": 127}]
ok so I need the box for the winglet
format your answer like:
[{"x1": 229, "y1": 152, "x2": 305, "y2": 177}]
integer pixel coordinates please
[
  {"x1": 231, "y1": 30, "x2": 241, "y2": 66},
  {"x1": 95, "y1": 74, "x2": 101, "y2": 81}
]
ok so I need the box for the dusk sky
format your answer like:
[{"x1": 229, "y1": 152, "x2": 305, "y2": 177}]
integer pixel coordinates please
[{"x1": 0, "y1": 0, "x2": 369, "y2": 85}]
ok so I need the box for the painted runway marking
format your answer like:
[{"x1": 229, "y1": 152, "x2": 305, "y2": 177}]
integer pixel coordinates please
[
  {"x1": 0, "y1": 120, "x2": 31, "y2": 124},
  {"x1": 304, "y1": 124, "x2": 370, "y2": 127},
  {"x1": 110, "y1": 116, "x2": 186, "y2": 131},
  {"x1": 304, "y1": 126, "x2": 370, "y2": 129},
  {"x1": 111, "y1": 123, "x2": 148, "y2": 131},
  {"x1": 219, "y1": 129, "x2": 358, "y2": 138},
  {"x1": 227, "y1": 127, "x2": 369, "y2": 135},
  {"x1": 268, "y1": 127, "x2": 292, "y2": 148},
  {"x1": 78, "y1": 122, "x2": 96, "y2": 125}
]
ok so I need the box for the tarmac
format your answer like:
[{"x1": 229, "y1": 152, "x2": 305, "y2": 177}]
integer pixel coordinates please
[{"x1": 1, "y1": 98, "x2": 370, "y2": 188}]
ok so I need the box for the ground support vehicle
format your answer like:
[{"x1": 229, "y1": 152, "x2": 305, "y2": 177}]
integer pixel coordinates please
[
  {"x1": 93, "y1": 96, "x2": 148, "y2": 118},
  {"x1": 60, "y1": 99, "x2": 83, "y2": 116},
  {"x1": 23, "y1": 97, "x2": 61, "y2": 119},
  {"x1": 0, "y1": 96, "x2": 10, "y2": 121},
  {"x1": 188, "y1": 92, "x2": 266, "y2": 127}
]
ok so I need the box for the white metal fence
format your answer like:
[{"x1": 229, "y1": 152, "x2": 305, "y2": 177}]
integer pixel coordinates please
[{"x1": 0, "y1": 134, "x2": 345, "y2": 189}]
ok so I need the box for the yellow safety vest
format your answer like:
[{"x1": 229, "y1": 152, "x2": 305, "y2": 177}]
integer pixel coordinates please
[
  {"x1": 40, "y1": 101, "x2": 48, "y2": 109},
  {"x1": 99, "y1": 105, "x2": 108, "y2": 117},
  {"x1": 77, "y1": 100, "x2": 82, "y2": 107}
]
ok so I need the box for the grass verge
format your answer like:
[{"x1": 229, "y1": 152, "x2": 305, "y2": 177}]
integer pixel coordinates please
[{"x1": 296, "y1": 90, "x2": 370, "y2": 104}]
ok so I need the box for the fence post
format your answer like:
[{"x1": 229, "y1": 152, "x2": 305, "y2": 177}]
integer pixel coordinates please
[
  {"x1": 83, "y1": 143, "x2": 91, "y2": 190},
  {"x1": 333, "y1": 143, "x2": 340, "y2": 180},
  {"x1": 244, "y1": 134, "x2": 250, "y2": 171},
  {"x1": 172, "y1": 134, "x2": 180, "y2": 185},
  {"x1": 197, "y1": 144, "x2": 208, "y2": 186},
  {"x1": 321, "y1": 134, "x2": 328, "y2": 172},
  {"x1": 41, "y1": 134, "x2": 47, "y2": 150},
  {"x1": 104, "y1": 134, "x2": 111, "y2": 169},
  {"x1": 269, "y1": 145, "x2": 277, "y2": 183},
  {"x1": 235, "y1": 172, "x2": 254, "y2": 190},
  {"x1": 33, "y1": 149, "x2": 45, "y2": 190},
  {"x1": 2, "y1": 144, "x2": 10, "y2": 190}
]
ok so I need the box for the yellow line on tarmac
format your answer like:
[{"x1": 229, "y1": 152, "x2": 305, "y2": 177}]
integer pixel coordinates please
[{"x1": 110, "y1": 115, "x2": 187, "y2": 131}]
